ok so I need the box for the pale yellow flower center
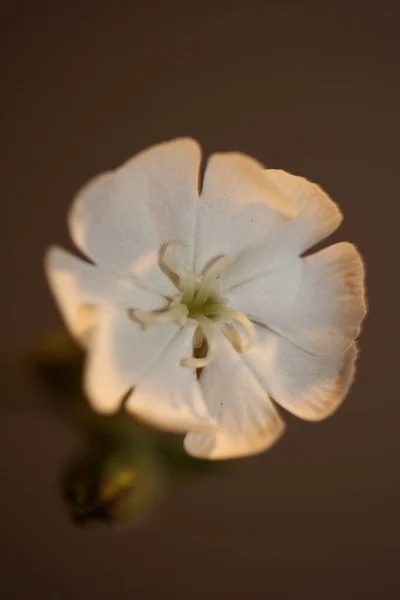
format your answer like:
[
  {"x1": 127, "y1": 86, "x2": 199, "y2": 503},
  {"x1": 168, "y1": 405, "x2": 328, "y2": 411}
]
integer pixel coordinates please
[{"x1": 130, "y1": 241, "x2": 255, "y2": 368}]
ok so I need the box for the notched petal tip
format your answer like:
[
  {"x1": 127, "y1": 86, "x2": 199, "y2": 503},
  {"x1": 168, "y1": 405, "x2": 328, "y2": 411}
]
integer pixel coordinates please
[
  {"x1": 265, "y1": 169, "x2": 344, "y2": 251},
  {"x1": 206, "y1": 152, "x2": 295, "y2": 220},
  {"x1": 67, "y1": 171, "x2": 113, "y2": 253},
  {"x1": 84, "y1": 380, "x2": 125, "y2": 416},
  {"x1": 120, "y1": 136, "x2": 202, "y2": 172}
]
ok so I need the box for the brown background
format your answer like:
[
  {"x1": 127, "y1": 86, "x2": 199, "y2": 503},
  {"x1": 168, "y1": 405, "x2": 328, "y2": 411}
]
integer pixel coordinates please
[{"x1": 1, "y1": 1, "x2": 399, "y2": 599}]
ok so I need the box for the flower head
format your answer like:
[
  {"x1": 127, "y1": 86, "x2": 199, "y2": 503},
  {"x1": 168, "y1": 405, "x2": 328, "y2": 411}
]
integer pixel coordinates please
[{"x1": 45, "y1": 138, "x2": 366, "y2": 459}]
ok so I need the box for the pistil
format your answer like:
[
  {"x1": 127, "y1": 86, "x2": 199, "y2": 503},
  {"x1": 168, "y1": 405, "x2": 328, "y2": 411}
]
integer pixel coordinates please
[{"x1": 129, "y1": 241, "x2": 256, "y2": 368}]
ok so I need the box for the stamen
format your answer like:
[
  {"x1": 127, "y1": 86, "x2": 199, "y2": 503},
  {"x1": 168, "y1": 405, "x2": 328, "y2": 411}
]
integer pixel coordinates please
[
  {"x1": 191, "y1": 255, "x2": 232, "y2": 309},
  {"x1": 131, "y1": 304, "x2": 189, "y2": 328},
  {"x1": 204, "y1": 305, "x2": 256, "y2": 352},
  {"x1": 180, "y1": 315, "x2": 219, "y2": 368},
  {"x1": 180, "y1": 273, "x2": 196, "y2": 305},
  {"x1": 160, "y1": 240, "x2": 188, "y2": 278},
  {"x1": 160, "y1": 240, "x2": 196, "y2": 304},
  {"x1": 128, "y1": 241, "x2": 254, "y2": 368},
  {"x1": 222, "y1": 323, "x2": 243, "y2": 353}
]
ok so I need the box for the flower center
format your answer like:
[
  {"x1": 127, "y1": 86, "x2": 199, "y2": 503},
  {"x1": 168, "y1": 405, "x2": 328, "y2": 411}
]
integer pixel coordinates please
[{"x1": 130, "y1": 241, "x2": 255, "y2": 368}]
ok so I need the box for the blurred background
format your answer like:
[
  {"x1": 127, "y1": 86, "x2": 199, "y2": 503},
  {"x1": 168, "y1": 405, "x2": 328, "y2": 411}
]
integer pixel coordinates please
[{"x1": 1, "y1": 0, "x2": 399, "y2": 598}]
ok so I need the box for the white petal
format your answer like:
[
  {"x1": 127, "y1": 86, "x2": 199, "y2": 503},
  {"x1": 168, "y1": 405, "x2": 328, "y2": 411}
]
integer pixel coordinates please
[
  {"x1": 194, "y1": 152, "x2": 293, "y2": 273},
  {"x1": 244, "y1": 324, "x2": 358, "y2": 421},
  {"x1": 220, "y1": 219, "x2": 304, "y2": 298},
  {"x1": 68, "y1": 138, "x2": 201, "y2": 292},
  {"x1": 125, "y1": 323, "x2": 215, "y2": 433},
  {"x1": 265, "y1": 169, "x2": 342, "y2": 253},
  {"x1": 84, "y1": 307, "x2": 179, "y2": 414},
  {"x1": 226, "y1": 256, "x2": 303, "y2": 319},
  {"x1": 137, "y1": 138, "x2": 201, "y2": 269},
  {"x1": 44, "y1": 246, "x2": 164, "y2": 344},
  {"x1": 201, "y1": 167, "x2": 342, "y2": 292},
  {"x1": 219, "y1": 223, "x2": 291, "y2": 291},
  {"x1": 184, "y1": 332, "x2": 285, "y2": 460},
  {"x1": 229, "y1": 242, "x2": 366, "y2": 356}
]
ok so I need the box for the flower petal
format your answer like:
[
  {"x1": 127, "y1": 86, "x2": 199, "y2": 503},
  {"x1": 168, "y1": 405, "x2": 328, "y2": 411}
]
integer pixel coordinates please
[
  {"x1": 194, "y1": 152, "x2": 293, "y2": 273},
  {"x1": 229, "y1": 242, "x2": 366, "y2": 356},
  {"x1": 84, "y1": 307, "x2": 179, "y2": 414},
  {"x1": 125, "y1": 323, "x2": 215, "y2": 433},
  {"x1": 184, "y1": 331, "x2": 285, "y2": 460},
  {"x1": 220, "y1": 222, "x2": 303, "y2": 298},
  {"x1": 213, "y1": 169, "x2": 342, "y2": 291},
  {"x1": 264, "y1": 169, "x2": 342, "y2": 253},
  {"x1": 244, "y1": 324, "x2": 358, "y2": 421},
  {"x1": 44, "y1": 246, "x2": 164, "y2": 345},
  {"x1": 69, "y1": 138, "x2": 201, "y2": 292},
  {"x1": 225, "y1": 256, "x2": 303, "y2": 323}
]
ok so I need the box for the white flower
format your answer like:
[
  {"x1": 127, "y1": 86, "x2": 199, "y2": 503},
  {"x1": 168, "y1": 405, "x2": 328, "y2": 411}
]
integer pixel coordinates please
[{"x1": 45, "y1": 138, "x2": 367, "y2": 460}]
